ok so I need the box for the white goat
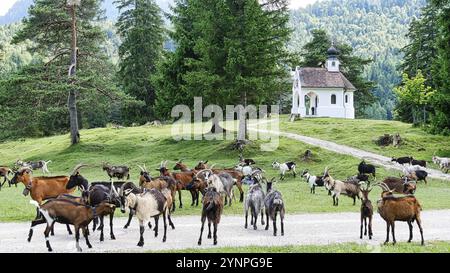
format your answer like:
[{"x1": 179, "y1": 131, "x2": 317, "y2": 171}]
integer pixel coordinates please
[
  {"x1": 196, "y1": 169, "x2": 236, "y2": 205},
  {"x1": 272, "y1": 161, "x2": 297, "y2": 180},
  {"x1": 433, "y1": 155, "x2": 449, "y2": 172},
  {"x1": 302, "y1": 170, "x2": 325, "y2": 194},
  {"x1": 402, "y1": 165, "x2": 424, "y2": 176},
  {"x1": 120, "y1": 188, "x2": 174, "y2": 247}
]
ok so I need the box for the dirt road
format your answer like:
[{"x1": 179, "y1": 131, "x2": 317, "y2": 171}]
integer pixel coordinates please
[{"x1": 1, "y1": 210, "x2": 449, "y2": 253}]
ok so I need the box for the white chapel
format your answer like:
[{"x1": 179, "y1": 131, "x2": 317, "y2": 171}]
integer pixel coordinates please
[{"x1": 291, "y1": 46, "x2": 356, "y2": 119}]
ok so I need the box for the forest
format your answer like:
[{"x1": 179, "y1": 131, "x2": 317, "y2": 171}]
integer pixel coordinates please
[{"x1": 0, "y1": 0, "x2": 449, "y2": 141}]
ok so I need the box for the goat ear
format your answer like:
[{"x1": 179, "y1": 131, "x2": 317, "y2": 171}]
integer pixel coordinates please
[{"x1": 204, "y1": 160, "x2": 208, "y2": 164}]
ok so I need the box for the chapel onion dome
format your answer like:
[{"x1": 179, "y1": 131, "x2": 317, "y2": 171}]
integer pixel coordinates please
[{"x1": 327, "y1": 46, "x2": 338, "y2": 56}]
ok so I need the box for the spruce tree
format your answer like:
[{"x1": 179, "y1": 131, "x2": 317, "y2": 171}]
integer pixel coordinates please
[{"x1": 115, "y1": 0, "x2": 165, "y2": 124}]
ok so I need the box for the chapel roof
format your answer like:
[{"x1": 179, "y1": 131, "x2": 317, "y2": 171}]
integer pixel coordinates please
[{"x1": 298, "y1": 67, "x2": 356, "y2": 91}]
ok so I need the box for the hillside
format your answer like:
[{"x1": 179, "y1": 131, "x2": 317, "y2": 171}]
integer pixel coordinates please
[
  {"x1": 0, "y1": 119, "x2": 449, "y2": 222},
  {"x1": 289, "y1": 0, "x2": 427, "y2": 119}
]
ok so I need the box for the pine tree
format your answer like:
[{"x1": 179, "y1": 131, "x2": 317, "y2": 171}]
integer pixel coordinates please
[
  {"x1": 115, "y1": 0, "x2": 165, "y2": 124},
  {"x1": 8, "y1": 0, "x2": 125, "y2": 141},
  {"x1": 155, "y1": 0, "x2": 292, "y2": 141}
]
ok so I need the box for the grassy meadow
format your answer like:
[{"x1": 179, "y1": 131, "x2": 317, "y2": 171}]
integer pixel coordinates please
[{"x1": 1, "y1": 120, "x2": 450, "y2": 222}]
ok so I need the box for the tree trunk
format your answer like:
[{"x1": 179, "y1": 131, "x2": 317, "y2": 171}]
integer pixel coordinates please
[
  {"x1": 237, "y1": 90, "x2": 248, "y2": 141},
  {"x1": 68, "y1": 4, "x2": 80, "y2": 145}
]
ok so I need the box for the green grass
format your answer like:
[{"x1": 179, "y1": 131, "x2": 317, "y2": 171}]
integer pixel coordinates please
[
  {"x1": 280, "y1": 116, "x2": 450, "y2": 170},
  {"x1": 158, "y1": 241, "x2": 450, "y2": 253},
  {"x1": 1, "y1": 122, "x2": 450, "y2": 222}
]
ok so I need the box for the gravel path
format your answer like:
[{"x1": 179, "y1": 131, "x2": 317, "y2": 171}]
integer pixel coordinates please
[
  {"x1": 0, "y1": 210, "x2": 449, "y2": 253},
  {"x1": 250, "y1": 122, "x2": 450, "y2": 181}
]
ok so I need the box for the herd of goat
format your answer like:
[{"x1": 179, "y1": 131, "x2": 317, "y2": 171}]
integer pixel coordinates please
[{"x1": 0, "y1": 153, "x2": 448, "y2": 252}]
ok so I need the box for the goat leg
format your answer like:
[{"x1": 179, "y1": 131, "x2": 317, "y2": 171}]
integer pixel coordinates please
[
  {"x1": 368, "y1": 216, "x2": 373, "y2": 240},
  {"x1": 168, "y1": 213, "x2": 175, "y2": 229},
  {"x1": 253, "y1": 211, "x2": 258, "y2": 230},
  {"x1": 110, "y1": 212, "x2": 116, "y2": 240},
  {"x1": 93, "y1": 217, "x2": 98, "y2": 232},
  {"x1": 416, "y1": 216, "x2": 424, "y2": 246},
  {"x1": 384, "y1": 222, "x2": 390, "y2": 245},
  {"x1": 245, "y1": 208, "x2": 248, "y2": 229},
  {"x1": 75, "y1": 226, "x2": 82, "y2": 252},
  {"x1": 137, "y1": 221, "x2": 145, "y2": 247},
  {"x1": 364, "y1": 218, "x2": 368, "y2": 236},
  {"x1": 273, "y1": 212, "x2": 277, "y2": 236},
  {"x1": 178, "y1": 189, "x2": 183, "y2": 208},
  {"x1": 28, "y1": 218, "x2": 46, "y2": 242},
  {"x1": 360, "y1": 217, "x2": 364, "y2": 239},
  {"x1": 154, "y1": 216, "x2": 159, "y2": 237},
  {"x1": 407, "y1": 221, "x2": 413, "y2": 243},
  {"x1": 261, "y1": 209, "x2": 265, "y2": 226},
  {"x1": 190, "y1": 190, "x2": 196, "y2": 206},
  {"x1": 198, "y1": 215, "x2": 206, "y2": 246},
  {"x1": 213, "y1": 222, "x2": 218, "y2": 245},
  {"x1": 44, "y1": 221, "x2": 54, "y2": 252},
  {"x1": 162, "y1": 211, "x2": 167, "y2": 242},
  {"x1": 207, "y1": 221, "x2": 212, "y2": 239},
  {"x1": 66, "y1": 224, "x2": 73, "y2": 235},
  {"x1": 237, "y1": 183, "x2": 244, "y2": 203},
  {"x1": 280, "y1": 210, "x2": 285, "y2": 236},
  {"x1": 124, "y1": 211, "x2": 133, "y2": 229},
  {"x1": 99, "y1": 216, "x2": 105, "y2": 242},
  {"x1": 83, "y1": 226, "x2": 92, "y2": 248},
  {"x1": 391, "y1": 222, "x2": 396, "y2": 245},
  {"x1": 265, "y1": 210, "x2": 269, "y2": 230}
]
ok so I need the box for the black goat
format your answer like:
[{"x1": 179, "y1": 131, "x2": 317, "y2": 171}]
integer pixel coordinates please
[
  {"x1": 198, "y1": 187, "x2": 223, "y2": 245},
  {"x1": 391, "y1": 157, "x2": 412, "y2": 165},
  {"x1": 358, "y1": 160, "x2": 376, "y2": 178},
  {"x1": 264, "y1": 179, "x2": 285, "y2": 236},
  {"x1": 65, "y1": 170, "x2": 122, "y2": 241},
  {"x1": 102, "y1": 162, "x2": 130, "y2": 181},
  {"x1": 411, "y1": 159, "x2": 427, "y2": 168}
]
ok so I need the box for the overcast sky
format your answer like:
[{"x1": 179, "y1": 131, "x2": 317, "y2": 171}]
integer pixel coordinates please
[{"x1": 0, "y1": 0, "x2": 320, "y2": 16}]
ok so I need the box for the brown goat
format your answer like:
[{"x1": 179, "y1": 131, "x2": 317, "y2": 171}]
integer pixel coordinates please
[
  {"x1": 173, "y1": 160, "x2": 191, "y2": 172},
  {"x1": 11, "y1": 168, "x2": 75, "y2": 204},
  {"x1": 30, "y1": 199, "x2": 116, "y2": 252},
  {"x1": 198, "y1": 187, "x2": 223, "y2": 245},
  {"x1": 375, "y1": 182, "x2": 424, "y2": 245},
  {"x1": 383, "y1": 177, "x2": 416, "y2": 194},
  {"x1": 158, "y1": 161, "x2": 198, "y2": 208},
  {"x1": 360, "y1": 186, "x2": 373, "y2": 240},
  {"x1": 138, "y1": 164, "x2": 177, "y2": 212}
]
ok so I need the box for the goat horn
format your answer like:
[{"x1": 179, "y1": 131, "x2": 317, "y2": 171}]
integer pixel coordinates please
[
  {"x1": 71, "y1": 164, "x2": 88, "y2": 176},
  {"x1": 163, "y1": 160, "x2": 168, "y2": 167},
  {"x1": 210, "y1": 164, "x2": 217, "y2": 169},
  {"x1": 143, "y1": 164, "x2": 147, "y2": 172},
  {"x1": 137, "y1": 165, "x2": 146, "y2": 172}
]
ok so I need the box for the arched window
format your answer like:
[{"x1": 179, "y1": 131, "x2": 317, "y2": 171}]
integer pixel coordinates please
[
  {"x1": 345, "y1": 94, "x2": 348, "y2": 104},
  {"x1": 331, "y1": 94, "x2": 337, "y2": 105}
]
